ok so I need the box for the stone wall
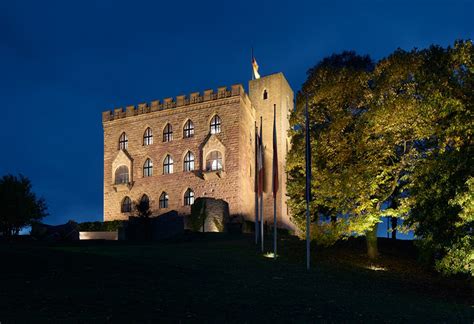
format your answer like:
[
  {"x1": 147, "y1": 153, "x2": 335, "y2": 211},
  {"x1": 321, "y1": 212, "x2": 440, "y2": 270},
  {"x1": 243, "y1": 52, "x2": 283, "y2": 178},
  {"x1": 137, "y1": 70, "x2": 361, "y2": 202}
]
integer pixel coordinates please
[{"x1": 103, "y1": 85, "x2": 256, "y2": 222}]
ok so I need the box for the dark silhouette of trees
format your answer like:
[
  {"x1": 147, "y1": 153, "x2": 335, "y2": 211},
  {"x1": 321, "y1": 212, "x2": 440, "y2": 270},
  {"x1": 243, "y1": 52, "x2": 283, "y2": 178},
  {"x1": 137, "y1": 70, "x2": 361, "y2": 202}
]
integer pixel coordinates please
[{"x1": 0, "y1": 174, "x2": 47, "y2": 237}]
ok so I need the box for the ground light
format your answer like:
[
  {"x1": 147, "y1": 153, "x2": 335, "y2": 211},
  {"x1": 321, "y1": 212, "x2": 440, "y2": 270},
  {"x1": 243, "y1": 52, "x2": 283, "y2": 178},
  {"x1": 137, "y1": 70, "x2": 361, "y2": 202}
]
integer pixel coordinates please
[
  {"x1": 366, "y1": 265, "x2": 387, "y2": 271},
  {"x1": 263, "y1": 252, "x2": 277, "y2": 259}
]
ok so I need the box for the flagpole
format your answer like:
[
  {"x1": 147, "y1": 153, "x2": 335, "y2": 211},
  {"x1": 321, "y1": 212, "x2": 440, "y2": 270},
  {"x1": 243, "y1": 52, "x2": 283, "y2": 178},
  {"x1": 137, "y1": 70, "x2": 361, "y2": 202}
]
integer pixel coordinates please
[
  {"x1": 305, "y1": 94, "x2": 311, "y2": 270},
  {"x1": 254, "y1": 122, "x2": 259, "y2": 245},
  {"x1": 251, "y1": 48, "x2": 254, "y2": 81},
  {"x1": 260, "y1": 116, "x2": 264, "y2": 253},
  {"x1": 273, "y1": 104, "x2": 278, "y2": 259}
]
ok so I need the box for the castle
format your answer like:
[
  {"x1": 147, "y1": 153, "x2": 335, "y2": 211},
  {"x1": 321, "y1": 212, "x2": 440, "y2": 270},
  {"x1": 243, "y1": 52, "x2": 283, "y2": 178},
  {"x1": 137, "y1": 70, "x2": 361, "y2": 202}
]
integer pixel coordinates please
[{"x1": 102, "y1": 73, "x2": 294, "y2": 229}]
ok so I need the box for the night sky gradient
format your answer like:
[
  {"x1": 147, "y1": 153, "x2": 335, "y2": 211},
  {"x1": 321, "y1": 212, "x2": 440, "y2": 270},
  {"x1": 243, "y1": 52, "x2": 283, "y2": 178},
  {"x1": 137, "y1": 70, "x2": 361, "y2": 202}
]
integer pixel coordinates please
[{"x1": 1, "y1": 0, "x2": 472, "y2": 236}]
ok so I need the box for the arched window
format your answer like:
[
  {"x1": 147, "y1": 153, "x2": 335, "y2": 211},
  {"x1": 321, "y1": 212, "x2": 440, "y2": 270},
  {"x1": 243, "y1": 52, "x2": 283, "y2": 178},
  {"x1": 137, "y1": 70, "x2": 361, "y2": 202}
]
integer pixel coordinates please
[
  {"x1": 119, "y1": 132, "x2": 128, "y2": 150},
  {"x1": 184, "y1": 188, "x2": 194, "y2": 206},
  {"x1": 140, "y1": 194, "x2": 150, "y2": 210},
  {"x1": 143, "y1": 158, "x2": 153, "y2": 177},
  {"x1": 206, "y1": 151, "x2": 223, "y2": 171},
  {"x1": 163, "y1": 123, "x2": 173, "y2": 142},
  {"x1": 115, "y1": 165, "x2": 129, "y2": 184},
  {"x1": 143, "y1": 127, "x2": 153, "y2": 145},
  {"x1": 263, "y1": 89, "x2": 268, "y2": 100},
  {"x1": 159, "y1": 192, "x2": 169, "y2": 209},
  {"x1": 121, "y1": 196, "x2": 132, "y2": 213},
  {"x1": 210, "y1": 115, "x2": 221, "y2": 134},
  {"x1": 183, "y1": 120, "x2": 194, "y2": 138},
  {"x1": 183, "y1": 151, "x2": 195, "y2": 172},
  {"x1": 163, "y1": 155, "x2": 173, "y2": 174}
]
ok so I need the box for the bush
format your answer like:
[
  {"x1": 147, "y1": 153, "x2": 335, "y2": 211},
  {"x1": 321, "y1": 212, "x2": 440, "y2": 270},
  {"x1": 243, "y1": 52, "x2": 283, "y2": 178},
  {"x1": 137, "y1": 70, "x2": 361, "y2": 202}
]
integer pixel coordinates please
[
  {"x1": 435, "y1": 236, "x2": 474, "y2": 277},
  {"x1": 77, "y1": 220, "x2": 124, "y2": 232}
]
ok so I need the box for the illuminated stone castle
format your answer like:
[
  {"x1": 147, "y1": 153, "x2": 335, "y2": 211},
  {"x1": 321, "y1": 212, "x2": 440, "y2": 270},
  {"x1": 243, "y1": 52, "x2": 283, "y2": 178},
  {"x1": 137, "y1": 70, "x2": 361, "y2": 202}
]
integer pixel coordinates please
[{"x1": 102, "y1": 73, "x2": 294, "y2": 229}]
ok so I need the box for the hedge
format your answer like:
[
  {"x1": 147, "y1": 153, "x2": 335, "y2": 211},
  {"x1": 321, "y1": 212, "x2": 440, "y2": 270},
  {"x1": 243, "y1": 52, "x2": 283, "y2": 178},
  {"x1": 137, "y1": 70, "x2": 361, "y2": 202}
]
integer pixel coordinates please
[{"x1": 77, "y1": 220, "x2": 125, "y2": 232}]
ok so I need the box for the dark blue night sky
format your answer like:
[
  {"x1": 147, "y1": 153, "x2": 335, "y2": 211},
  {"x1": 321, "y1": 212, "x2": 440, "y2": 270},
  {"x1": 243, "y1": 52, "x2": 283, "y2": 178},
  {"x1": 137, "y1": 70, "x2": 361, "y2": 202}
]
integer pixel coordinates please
[{"x1": 1, "y1": 0, "x2": 472, "y2": 231}]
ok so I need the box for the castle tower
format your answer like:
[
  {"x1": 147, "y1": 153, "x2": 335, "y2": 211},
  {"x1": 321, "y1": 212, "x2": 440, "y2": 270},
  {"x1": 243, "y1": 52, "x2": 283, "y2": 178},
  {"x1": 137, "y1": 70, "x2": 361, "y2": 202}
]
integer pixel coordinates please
[{"x1": 249, "y1": 73, "x2": 294, "y2": 230}]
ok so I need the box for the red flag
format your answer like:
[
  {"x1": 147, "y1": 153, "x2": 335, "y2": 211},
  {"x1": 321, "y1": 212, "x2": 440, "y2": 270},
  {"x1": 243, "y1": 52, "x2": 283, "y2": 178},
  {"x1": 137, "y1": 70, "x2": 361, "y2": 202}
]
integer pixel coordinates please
[
  {"x1": 272, "y1": 104, "x2": 279, "y2": 198},
  {"x1": 257, "y1": 117, "x2": 264, "y2": 197}
]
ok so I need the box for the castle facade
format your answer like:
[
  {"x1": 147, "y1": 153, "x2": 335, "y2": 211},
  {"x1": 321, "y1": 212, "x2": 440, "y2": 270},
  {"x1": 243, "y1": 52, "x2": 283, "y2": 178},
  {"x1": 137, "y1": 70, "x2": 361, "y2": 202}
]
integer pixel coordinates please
[{"x1": 102, "y1": 73, "x2": 294, "y2": 229}]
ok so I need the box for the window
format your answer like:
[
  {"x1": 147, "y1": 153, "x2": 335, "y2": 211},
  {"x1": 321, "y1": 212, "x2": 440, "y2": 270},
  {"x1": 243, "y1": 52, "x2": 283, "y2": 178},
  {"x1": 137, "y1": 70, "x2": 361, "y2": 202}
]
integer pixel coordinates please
[
  {"x1": 119, "y1": 132, "x2": 128, "y2": 150},
  {"x1": 121, "y1": 196, "x2": 132, "y2": 213},
  {"x1": 163, "y1": 123, "x2": 173, "y2": 142},
  {"x1": 183, "y1": 151, "x2": 195, "y2": 172},
  {"x1": 183, "y1": 120, "x2": 194, "y2": 138},
  {"x1": 210, "y1": 115, "x2": 221, "y2": 134},
  {"x1": 143, "y1": 127, "x2": 153, "y2": 145},
  {"x1": 159, "y1": 192, "x2": 169, "y2": 208},
  {"x1": 184, "y1": 188, "x2": 194, "y2": 206},
  {"x1": 143, "y1": 158, "x2": 153, "y2": 177},
  {"x1": 206, "y1": 151, "x2": 223, "y2": 171},
  {"x1": 115, "y1": 165, "x2": 129, "y2": 184},
  {"x1": 263, "y1": 89, "x2": 268, "y2": 100},
  {"x1": 163, "y1": 155, "x2": 173, "y2": 174},
  {"x1": 140, "y1": 194, "x2": 150, "y2": 210}
]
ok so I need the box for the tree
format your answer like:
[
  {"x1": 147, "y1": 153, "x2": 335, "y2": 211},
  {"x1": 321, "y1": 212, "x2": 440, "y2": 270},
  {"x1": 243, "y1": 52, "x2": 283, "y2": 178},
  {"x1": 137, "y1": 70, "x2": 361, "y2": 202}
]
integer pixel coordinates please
[
  {"x1": 288, "y1": 51, "x2": 382, "y2": 255},
  {"x1": 134, "y1": 197, "x2": 152, "y2": 218},
  {"x1": 0, "y1": 174, "x2": 48, "y2": 237},
  {"x1": 405, "y1": 40, "x2": 474, "y2": 276},
  {"x1": 288, "y1": 42, "x2": 473, "y2": 264}
]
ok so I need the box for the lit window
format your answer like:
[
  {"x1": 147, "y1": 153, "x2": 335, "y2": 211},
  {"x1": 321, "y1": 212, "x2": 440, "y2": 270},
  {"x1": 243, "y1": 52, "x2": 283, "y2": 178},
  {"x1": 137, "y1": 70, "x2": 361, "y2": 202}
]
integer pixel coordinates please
[
  {"x1": 115, "y1": 165, "x2": 129, "y2": 184},
  {"x1": 184, "y1": 151, "x2": 195, "y2": 172},
  {"x1": 119, "y1": 132, "x2": 128, "y2": 150},
  {"x1": 121, "y1": 196, "x2": 132, "y2": 213},
  {"x1": 263, "y1": 89, "x2": 268, "y2": 100},
  {"x1": 143, "y1": 158, "x2": 153, "y2": 177},
  {"x1": 140, "y1": 194, "x2": 150, "y2": 210},
  {"x1": 143, "y1": 127, "x2": 153, "y2": 145},
  {"x1": 183, "y1": 120, "x2": 194, "y2": 138},
  {"x1": 163, "y1": 155, "x2": 174, "y2": 174},
  {"x1": 206, "y1": 151, "x2": 223, "y2": 171},
  {"x1": 184, "y1": 188, "x2": 194, "y2": 206},
  {"x1": 159, "y1": 192, "x2": 169, "y2": 209},
  {"x1": 163, "y1": 123, "x2": 173, "y2": 142},
  {"x1": 210, "y1": 115, "x2": 221, "y2": 134}
]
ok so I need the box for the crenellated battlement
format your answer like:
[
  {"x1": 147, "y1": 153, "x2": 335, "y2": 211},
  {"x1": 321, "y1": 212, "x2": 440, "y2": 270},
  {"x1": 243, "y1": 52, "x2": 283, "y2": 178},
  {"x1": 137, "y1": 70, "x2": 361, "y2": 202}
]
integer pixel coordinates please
[{"x1": 102, "y1": 84, "x2": 245, "y2": 122}]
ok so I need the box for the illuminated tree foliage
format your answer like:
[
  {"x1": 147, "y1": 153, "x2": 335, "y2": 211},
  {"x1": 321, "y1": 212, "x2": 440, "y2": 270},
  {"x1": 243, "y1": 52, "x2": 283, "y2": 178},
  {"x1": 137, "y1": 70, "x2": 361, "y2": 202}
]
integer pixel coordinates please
[{"x1": 288, "y1": 41, "x2": 473, "y2": 273}]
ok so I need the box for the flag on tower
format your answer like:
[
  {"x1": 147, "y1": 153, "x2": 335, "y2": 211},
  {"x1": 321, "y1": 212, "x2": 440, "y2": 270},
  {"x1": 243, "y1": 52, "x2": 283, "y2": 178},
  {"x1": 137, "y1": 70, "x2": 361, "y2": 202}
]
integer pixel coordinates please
[{"x1": 252, "y1": 56, "x2": 261, "y2": 80}]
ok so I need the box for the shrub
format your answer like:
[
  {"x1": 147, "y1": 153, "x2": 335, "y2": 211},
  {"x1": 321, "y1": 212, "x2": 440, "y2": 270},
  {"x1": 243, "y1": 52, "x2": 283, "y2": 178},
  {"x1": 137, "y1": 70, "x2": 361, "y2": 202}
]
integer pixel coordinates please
[{"x1": 77, "y1": 220, "x2": 124, "y2": 232}]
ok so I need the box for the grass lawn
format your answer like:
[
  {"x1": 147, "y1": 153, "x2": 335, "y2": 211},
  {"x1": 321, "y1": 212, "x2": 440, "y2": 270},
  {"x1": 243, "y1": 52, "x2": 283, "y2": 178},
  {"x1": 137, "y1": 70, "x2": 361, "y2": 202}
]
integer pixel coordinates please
[{"x1": 0, "y1": 233, "x2": 472, "y2": 322}]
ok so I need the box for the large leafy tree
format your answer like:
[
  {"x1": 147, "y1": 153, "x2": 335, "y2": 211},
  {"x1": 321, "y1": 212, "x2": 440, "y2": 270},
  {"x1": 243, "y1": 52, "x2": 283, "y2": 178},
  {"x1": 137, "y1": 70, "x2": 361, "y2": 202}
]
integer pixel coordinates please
[
  {"x1": 405, "y1": 40, "x2": 474, "y2": 275},
  {"x1": 288, "y1": 41, "x2": 473, "y2": 268},
  {"x1": 0, "y1": 174, "x2": 48, "y2": 237},
  {"x1": 288, "y1": 51, "x2": 380, "y2": 254}
]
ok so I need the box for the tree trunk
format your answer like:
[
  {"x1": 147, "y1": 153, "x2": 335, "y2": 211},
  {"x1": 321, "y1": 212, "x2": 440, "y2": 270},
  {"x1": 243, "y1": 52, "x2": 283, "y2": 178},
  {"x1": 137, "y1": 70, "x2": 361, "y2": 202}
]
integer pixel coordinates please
[
  {"x1": 391, "y1": 217, "x2": 397, "y2": 240},
  {"x1": 366, "y1": 223, "x2": 379, "y2": 259}
]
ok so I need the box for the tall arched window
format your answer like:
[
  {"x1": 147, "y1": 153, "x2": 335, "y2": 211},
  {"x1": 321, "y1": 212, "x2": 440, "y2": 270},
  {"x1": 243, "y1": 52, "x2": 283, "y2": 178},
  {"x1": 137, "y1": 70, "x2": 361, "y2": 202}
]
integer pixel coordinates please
[
  {"x1": 143, "y1": 158, "x2": 153, "y2": 177},
  {"x1": 159, "y1": 192, "x2": 169, "y2": 209},
  {"x1": 115, "y1": 165, "x2": 129, "y2": 184},
  {"x1": 184, "y1": 188, "x2": 194, "y2": 206},
  {"x1": 206, "y1": 151, "x2": 223, "y2": 171},
  {"x1": 121, "y1": 196, "x2": 132, "y2": 213},
  {"x1": 163, "y1": 123, "x2": 173, "y2": 142},
  {"x1": 140, "y1": 194, "x2": 150, "y2": 210},
  {"x1": 210, "y1": 115, "x2": 221, "y2": 134},
  {"x1": 119, "y1": 132, "x2": 128, "y2": 150},
  {"x1": 183, "y1": 151, "x2": 195, "y2": 172},
  {"x1": 183, "y1": 120, "x2": 194, "y2": 138},
  {"x1": 263, "y1": 89, "x2": 268, "y2": 100},
  {"x1": 163, "y1": 155, "x2": 173, "y2": 174},
  {"x1": 143, "y1": 127, "x2": 153, "y2": 145}
]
